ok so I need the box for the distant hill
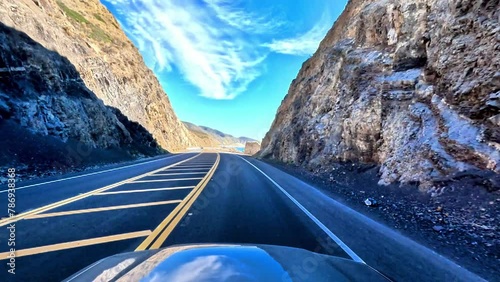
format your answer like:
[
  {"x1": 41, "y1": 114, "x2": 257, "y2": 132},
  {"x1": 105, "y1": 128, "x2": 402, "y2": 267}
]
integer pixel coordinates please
[{"x1": 183, "y1": 122, "x2": 256, "y2": 147}]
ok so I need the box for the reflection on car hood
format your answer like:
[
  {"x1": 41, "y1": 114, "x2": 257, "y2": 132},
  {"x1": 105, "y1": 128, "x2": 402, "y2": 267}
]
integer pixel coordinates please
[{"x1": 64, "y1": 244, "x2": 390, "y2": 282}]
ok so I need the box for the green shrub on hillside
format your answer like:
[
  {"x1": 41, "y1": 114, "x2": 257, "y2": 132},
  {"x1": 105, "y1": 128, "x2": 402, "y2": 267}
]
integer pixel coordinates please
[
  {"x1": 93, "y1": 13, "x2": 105, "y2": 23},
  {"x1": 57, "y1": 1, "x2": 112, "y2": 43},
  {"x1": 90, "y1": 25, "x2": 112, "y2": 43},
  {"x1": 57, "y1": 1, "x2": 89, "y2": 24}
]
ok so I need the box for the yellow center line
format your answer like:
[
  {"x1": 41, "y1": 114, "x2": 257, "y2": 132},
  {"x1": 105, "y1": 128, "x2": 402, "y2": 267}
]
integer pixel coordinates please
[
  {"x1": 173, "y1": 165, "x2": 213, "y2": 167},
  {"x1": 0, "y1": 230, "x2": 151, "y2": 260},
  {"x1": 0, "y1": 154, "x2": 202, "y2": 227},
  {"x1": 162, "y1": 168, "x2": 210, "y2": 171},
  {"x1": 159, "y1": 170, "x2": 209, "y2": 173},
  {"x1": 171, "y1": 167, "x2": 212, "y2": 169},
  {"x1": 136, "y1": 153, "x2": 220, "y2": 251},
  {"x1": 132, "y1": 178, "x2": 203, "y2": 183},
  {"x1": 96, "y1": 186, "x2": 195, "y2": 195},
  {"x1": 150, "y1": 154, "x2": 220, "y2": 249},
  {"x1": 151, "y1": 172, "x2": 206, "y2": 176},
  {"x1": 25, "y1": 200, "x2": 182, "y2": 220}
]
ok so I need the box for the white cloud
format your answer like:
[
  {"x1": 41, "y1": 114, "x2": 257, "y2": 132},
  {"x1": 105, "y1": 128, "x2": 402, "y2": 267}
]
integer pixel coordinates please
[
  {"x1": 204, "y1": 0, "x2": 284, "y2": 34},
  {"x1": 105, "y1": 0, "x2": 269, "y2": 100},
  {"x1": 103, "y1": 0, "x2": 333, "y2": 99},
  {"x1": 262, "y1": 13, "x2": 333, "y2": 56}
]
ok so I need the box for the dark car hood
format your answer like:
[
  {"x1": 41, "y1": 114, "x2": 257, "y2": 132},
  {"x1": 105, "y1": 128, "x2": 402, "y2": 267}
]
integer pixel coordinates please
[{"x1": 64, "y1": 244, "x2": 389, "y2": 282}]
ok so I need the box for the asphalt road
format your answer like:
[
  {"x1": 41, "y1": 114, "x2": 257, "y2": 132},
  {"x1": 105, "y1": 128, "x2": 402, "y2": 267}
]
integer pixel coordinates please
[{"x1": 0, "y1": 153, "x2": 486, "y2": 281}]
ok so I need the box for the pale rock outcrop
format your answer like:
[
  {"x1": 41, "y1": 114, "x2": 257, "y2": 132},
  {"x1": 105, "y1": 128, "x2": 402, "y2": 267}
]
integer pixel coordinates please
[
  {"x1": 260, "y1": 0, "x2": 499, "y2": 188},
  {"x1": 244, "y1": 141, "x2": 261, "y2": 155}
]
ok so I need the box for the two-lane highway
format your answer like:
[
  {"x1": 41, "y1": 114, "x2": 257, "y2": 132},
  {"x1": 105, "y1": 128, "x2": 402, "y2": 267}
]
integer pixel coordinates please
[
  {"x1": 0, "y1": 153, "x2": 218, "y2": 281},
  {"x1": 0, "y1": 153, "x2": 198, "y2": 214},
  {"x1": 0, "y1": 153, "x2": 486, "y2": 281}
]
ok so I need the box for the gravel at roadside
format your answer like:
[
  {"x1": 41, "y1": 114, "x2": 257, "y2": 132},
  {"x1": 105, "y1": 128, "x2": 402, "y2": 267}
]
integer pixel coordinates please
[{"x1": 262, "y1": 158, "x2": 499, "y2": 282}]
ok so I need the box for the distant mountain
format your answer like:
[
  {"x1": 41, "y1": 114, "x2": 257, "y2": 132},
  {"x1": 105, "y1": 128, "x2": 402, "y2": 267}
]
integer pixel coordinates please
[{"x1": 183, "y1": 122, "x2": 256, "y2": 147}]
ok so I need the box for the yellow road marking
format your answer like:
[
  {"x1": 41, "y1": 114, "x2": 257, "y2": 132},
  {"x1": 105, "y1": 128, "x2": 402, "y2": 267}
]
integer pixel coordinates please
[
  {"x1": 171, "y1": 167, "x2": 212, "y2": 169},
  {"x1": 175, "y1": 164, "x2": 214, "y2": 168},
  {"x1": 150, "y1": 178, "x2": 212, "y2": 249},
  {"x1": 151, "y1": 172, "x2": 206, "y2": 176},
  {"x1": 25, "y1": 200, "x2": 182, "y2": 219},
  {"x1": 170, "y1": 167, "x2": 212, "y2": 170},
  {"x1": 0, "y1": 230, "x2": 151, "y2": 260},
  {"x1": 132, "y1": 178, "x2": 203, "y2": 183},
  {"x1": 0, "y1": 154, "x2": 201, "y2": 227},
  {"x1": 96, "y1": 186, "x2": 195, "y2": 195},
  {"x1": 162, "y1": 168, "x2": 210, "y2": 171},
  {"x1": 136, "y1": 153, "x2": 220, "y2": 251},
  {"x1": 150, "y1": 155, "x2": 220, "y2": 249}
]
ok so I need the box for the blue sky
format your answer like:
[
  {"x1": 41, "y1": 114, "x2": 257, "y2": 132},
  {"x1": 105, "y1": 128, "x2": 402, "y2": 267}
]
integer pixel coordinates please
[{"x1": 100, "y1": 0, "x2": 348, "y2": 140}]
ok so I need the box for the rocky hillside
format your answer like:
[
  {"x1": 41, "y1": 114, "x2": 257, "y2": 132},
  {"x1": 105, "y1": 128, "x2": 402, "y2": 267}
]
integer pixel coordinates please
[
  {"x1": 183, "y1": 121, "x2": 256, "y2": 147},
  {"x1": 260, "y1": 0, "x2": 499, "y2": 188},
  {"x1": 0, "y1": 0, "x2": 195, "y2": 152},
  {"x1": 244, "y1": 141, "x2": 261, "y2": 155},
  {"x1": 0, "y1": 22, "x2": 163, "y2": 177}
]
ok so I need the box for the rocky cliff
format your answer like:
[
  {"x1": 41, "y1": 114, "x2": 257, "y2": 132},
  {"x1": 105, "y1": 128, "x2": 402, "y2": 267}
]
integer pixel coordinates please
[
  {"x1": 260, "y1": 0, "x2": 499, "y2": 188},
  {"x1": 0, "y1": 22, "x2": 163, "y2": 177},
  {"x1": 0, "y1": 0, "x2": 195, "y2": 152}
]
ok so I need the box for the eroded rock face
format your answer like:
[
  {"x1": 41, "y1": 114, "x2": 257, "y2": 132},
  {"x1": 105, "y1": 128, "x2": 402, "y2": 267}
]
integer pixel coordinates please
[
  {"x1": 244, "y1": 141, "x2": 261, "y2": 156},
  {"x1": 260, "y1": 0, "x2": 499, "y2": 187},
  {"x1": 0, "y1": 22, "x2": 157, "y2": 151},
  {"x1": 0, "y1": 0, "x2": 195, "y2": 151}
]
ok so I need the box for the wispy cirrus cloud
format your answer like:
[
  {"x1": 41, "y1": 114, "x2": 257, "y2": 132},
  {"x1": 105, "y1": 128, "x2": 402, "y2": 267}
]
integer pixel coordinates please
[
  {"x1": 103, "y1": 0, "x2": 333, "y2": 100},
  {"x1": 205, "y1": 0, "x2": 284, "y2": 34},
  {"x1": 262, "y1": 12, "x2": 332, "y2": 56},
  {"x1": 104, "y1": 0, "x2": 271, "y2": 99}
]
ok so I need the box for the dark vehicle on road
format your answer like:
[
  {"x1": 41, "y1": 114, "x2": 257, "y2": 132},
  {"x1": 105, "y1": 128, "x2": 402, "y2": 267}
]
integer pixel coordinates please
[{"x1": 64, "y1": 244, "x2": 390, "y2": 282}]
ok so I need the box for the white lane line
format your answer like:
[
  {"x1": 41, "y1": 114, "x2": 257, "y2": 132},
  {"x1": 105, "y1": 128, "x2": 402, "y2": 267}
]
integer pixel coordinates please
[
  {"x1": 132, "y1": 178, "x2": 203, "y2": 183},
  {"x1": 239, "y1": 156, "x2": 365, "y2": 264},
  {"x1": 96, "y1": 186, "x2": 195, "y2": 195},
  {"x1": 0, "y1": 154, "x2": 185, "y2": 193}
]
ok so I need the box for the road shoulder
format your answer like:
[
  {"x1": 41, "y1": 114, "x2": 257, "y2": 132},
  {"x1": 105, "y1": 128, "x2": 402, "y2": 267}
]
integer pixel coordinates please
[{"x1": 245, "y1": 157, "x2": 491, "y2": 282}]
